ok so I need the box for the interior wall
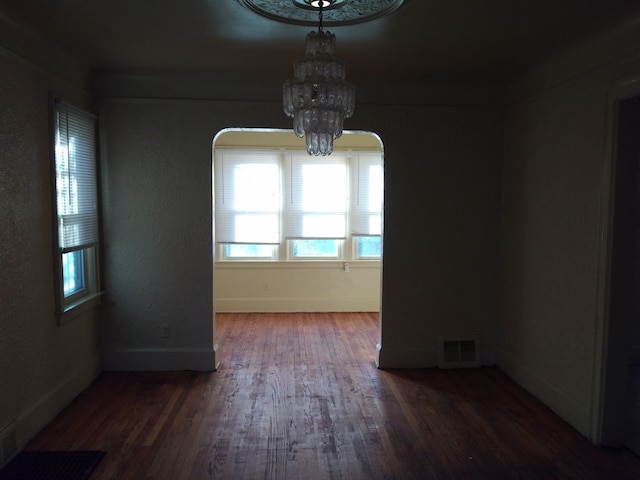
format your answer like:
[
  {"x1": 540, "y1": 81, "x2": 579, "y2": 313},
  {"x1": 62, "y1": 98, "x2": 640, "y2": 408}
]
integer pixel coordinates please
[
  {"x1": 97, "y1": 79, "x2": 503, "y2": 370},
  {"x1": 98, "y1": 99, "x2": 218, "y2": 371},
  {"x1": 214, "y1": 263, "x2": 381, "y2": 313},
  {"x1": 499, "y1": 23, "x2": 640, "y2": 439},
  {"x1": 0, "y1": 48, "x2": 100, "y2": 462}
]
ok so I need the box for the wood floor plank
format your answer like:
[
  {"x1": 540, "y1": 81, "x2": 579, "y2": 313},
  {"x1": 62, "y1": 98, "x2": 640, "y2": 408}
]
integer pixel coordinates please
[{"x1": 22, "y1": 312, "x2": 640, "y2": 479}]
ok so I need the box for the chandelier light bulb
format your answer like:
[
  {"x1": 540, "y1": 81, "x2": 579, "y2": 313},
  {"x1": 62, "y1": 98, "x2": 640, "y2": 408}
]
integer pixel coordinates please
[{"x1": 309, "y1": 1, "x2": 333, "y2": 7}]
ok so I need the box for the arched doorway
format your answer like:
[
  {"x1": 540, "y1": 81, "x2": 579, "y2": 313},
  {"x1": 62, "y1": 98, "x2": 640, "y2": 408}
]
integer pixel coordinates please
[{"x1": 211, "y1": 128, "x2": 385, "y2": 363}]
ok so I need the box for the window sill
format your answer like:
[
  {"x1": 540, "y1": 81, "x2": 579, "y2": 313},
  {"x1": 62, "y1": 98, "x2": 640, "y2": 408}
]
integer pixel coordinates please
[
  {"x1": 214, "y1": 260, "x2": 381, "y2": 270},
  {"x1": 57, "y1": 292, "x2": 103, "y2": 325}
]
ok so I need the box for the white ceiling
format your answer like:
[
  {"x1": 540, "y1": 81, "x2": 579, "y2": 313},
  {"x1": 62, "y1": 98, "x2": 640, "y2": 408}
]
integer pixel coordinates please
[{"x1": 2, "y1": 0, "x2": 640, "y2": 82}]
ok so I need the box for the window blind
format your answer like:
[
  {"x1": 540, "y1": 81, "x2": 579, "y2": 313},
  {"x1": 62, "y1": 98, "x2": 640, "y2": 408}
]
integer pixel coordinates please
[
  {"x1": 214, "y1": 149, "x2": 281, "y2": 244},
  {"x1": 284, "y1": 152, "x2": 348, "y2": 239},
  {"x1": 54, "y1": 100, "x2": 98, "y2": 252},
  {"x1": 351, "y1": 152, "x2": 383, "y2": 236}
]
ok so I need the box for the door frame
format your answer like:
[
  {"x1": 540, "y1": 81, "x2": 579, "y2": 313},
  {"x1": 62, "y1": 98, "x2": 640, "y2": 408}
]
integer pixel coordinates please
[{"x1": 592, "y1": 73, "x2": 640, "y2": 445}]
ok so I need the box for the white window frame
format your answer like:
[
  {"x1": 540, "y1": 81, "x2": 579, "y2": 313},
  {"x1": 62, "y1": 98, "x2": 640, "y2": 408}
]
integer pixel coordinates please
[{"x1": 51, "y1": 98, "x2": 102, "y2": 323}]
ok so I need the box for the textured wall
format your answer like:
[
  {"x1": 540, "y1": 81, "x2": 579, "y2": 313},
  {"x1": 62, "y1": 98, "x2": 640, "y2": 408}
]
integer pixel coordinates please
[
  {"x1": 99, "y1": 100, "x2": 217, "y2": 369},
  {"x1": 500, "y1": 78, "x2": 605, "y2": 437},
  {"x1": 365, "y1": 102, "x2": 503, "y2": 367},
  {"x1": 499, "y1": 26, "x2": 640, "y2": 440},
  {"x1": 0, "y1": 49, "x2": 100, "y2": 450}
]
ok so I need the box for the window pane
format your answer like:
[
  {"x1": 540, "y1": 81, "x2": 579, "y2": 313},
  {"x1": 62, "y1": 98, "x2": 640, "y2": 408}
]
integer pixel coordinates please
[
  {"x1": 285, "y1": 155, "x2": 348, "y2": 239},
  {"x1": 368, "y1": 164, "x2": 383, "y2": 211},
  {"x1": 215, "y1": 151, "x2": 281, "y2": 245},
  {"x1": 356, "y1": 236, "x2": 381, "y2": 258},
  {"x1": 234, "y1": 214, "x2": 279, "y2": 244},
  {"x1": 368, "y1": 214, "x2": 382, "y2": 236},
  {"x1": 292, "y1": 239, "x2": 340, "y2": 258},
  {"x1": 301, "y1": 164, "x2": 347, "y2": 211},
  {"x1": 301, "y1": 214, "x2": 345, "y2": 238},
  {"x1": 224, "y1": 244, "x2": 276, "y2": 259},
  {"x1": 62, "y1": 250, "x2": 85, "y2": 296},
  {"x1": 234, "y1": 163, "x2": 279, "y2": 211},
  {"x1": 55, "y1": 105, "x2": 98, "y2": 249},
  {"x1": 351, "y1": 154, "x2": 383, "y2": 236}
]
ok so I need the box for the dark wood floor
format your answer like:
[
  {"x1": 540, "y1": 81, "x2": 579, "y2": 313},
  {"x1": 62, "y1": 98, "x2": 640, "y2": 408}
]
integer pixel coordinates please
[{"x1": 26, "y1": 313, "x2": 640, "y2": 479}]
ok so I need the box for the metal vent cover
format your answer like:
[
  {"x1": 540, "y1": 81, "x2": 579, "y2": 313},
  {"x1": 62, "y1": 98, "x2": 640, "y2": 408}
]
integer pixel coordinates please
[{"x1": 437, "y1": 336, "x2": 481, "y2": 369}]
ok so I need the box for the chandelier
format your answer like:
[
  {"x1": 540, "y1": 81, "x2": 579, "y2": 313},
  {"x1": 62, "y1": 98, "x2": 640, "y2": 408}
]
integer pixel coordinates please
[{"x1": 283, "y1": 0, "x2": 355, "y2": 156}]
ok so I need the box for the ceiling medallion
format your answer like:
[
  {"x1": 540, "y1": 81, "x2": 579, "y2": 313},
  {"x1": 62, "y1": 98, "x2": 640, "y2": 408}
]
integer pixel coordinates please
[{"x1": 238, "y1": 0, "x2": 404, "y2": 26}]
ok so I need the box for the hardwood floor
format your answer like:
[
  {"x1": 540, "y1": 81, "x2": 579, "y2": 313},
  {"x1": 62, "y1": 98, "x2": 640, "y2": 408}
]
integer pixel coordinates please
[{"x1": 26, "y1": 313, "x2": 640, "y2": 479}]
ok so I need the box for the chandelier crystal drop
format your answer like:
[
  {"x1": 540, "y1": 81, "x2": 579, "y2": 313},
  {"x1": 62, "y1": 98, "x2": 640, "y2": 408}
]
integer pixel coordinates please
[{"x1": 283, "y1": 2, "x2": 355, "y2": 156}]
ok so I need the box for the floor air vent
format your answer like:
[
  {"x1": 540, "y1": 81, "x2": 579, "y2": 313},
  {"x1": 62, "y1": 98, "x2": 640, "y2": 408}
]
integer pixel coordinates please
[{"x1": 437, "y1": 336, "x2": 481, "y2": 369}]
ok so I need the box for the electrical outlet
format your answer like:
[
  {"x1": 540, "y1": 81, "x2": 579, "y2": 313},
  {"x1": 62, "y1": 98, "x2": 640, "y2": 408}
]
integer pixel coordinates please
[{"x1": 161, "y1": 325, "x2": 170, "y2": 338}]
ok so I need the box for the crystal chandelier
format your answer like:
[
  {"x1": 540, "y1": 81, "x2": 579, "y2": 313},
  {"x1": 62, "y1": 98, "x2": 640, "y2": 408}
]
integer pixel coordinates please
[{"x1": 283, "y1": 0, "x2": 355, "y2": 156}]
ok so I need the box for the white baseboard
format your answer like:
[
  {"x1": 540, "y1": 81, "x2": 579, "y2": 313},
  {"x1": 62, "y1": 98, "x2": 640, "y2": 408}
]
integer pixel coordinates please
[
  {"x1": 375, "y1": 343, "x2": 438, "y2": 368},
  {"x1": 102, "y1": 346, "x2": 219, "y2": 371},
  {"x1": 10, "y1": 354, "x2": 101, "y2": 457},
  {"x1": 215, "y1": 297, "x2": 380, "y2": 313},
  {"x1": 497, "y1": 348, "x2": 591, "y2": 438}
]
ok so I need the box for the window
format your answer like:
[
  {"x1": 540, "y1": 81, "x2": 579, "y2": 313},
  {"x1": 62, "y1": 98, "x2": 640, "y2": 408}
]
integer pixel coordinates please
[
  {"x1": 351, "y1": 153, "x2": 383, "y2": 259},
  {"x1": 285, "y1": 153, "x2": 348, "y2": 260},
  {"x1": 215, "y1": 150, "x2": 280, "y2": 260},
  {"x1": 52, "y1": 99, "x2": 101, "y2": 321},
  {"x1": 214, "y1": 148, "x2": 383, "y2": 262}
]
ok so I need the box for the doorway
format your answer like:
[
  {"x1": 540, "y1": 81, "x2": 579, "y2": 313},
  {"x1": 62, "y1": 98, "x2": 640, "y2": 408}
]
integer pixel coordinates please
[
  {"x1": 211, "y1": 128, "x2": 385, "y2": 360},
  {"x1": 598, "y1": 93, "x2": 640, "y2": 454}
]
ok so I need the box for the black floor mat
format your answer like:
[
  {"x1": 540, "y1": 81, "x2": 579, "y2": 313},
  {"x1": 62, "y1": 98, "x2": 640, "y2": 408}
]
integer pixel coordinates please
[{"x1": 0, "y1": 451, "x2": 106, "y2": 480}]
